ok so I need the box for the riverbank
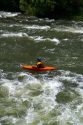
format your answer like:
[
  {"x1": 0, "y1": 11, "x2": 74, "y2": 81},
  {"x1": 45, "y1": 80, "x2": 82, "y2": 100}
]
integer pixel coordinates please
[{"x1": 1, "y1": 0, "x2": 83, "y2": 21}]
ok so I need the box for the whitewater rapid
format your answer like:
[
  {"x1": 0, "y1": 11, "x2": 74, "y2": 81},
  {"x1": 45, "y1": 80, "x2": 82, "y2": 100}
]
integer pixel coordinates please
[{"x1": 0, "y1": 11, "x2": 83, "y2": 125}]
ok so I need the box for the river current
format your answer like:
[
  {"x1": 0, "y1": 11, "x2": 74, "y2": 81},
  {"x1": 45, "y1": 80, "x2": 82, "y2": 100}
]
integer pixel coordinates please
[{"x1": 0, "y1": 11, "x2": 83, "y2": 125}]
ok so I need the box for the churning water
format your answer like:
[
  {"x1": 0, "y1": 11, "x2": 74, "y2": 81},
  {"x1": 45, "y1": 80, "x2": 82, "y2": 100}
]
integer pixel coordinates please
[{"x1": 0, "y1": 11, "x2": 83, "y2": 125}]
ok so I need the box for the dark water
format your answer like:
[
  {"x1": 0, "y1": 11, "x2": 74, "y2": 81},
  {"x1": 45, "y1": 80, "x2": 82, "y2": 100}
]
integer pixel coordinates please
[{"x1": 0, "y1": 11, "x2": 83, "y2": 125}]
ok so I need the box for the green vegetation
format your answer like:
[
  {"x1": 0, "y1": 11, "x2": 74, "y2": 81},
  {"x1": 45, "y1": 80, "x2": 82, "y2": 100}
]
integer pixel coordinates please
[
  {"x1": 19, "y1": 0, "x2": 83, "y2": 19},
  {"x1": 0, "y1": 0, "x2": 83, "y2": 19},
  {"x1": 19, "y1": 0, "x2": 57, "y2": 17}
]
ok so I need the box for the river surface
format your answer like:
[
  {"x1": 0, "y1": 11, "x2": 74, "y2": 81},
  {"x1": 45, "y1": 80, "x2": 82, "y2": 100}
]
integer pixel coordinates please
[{"x1": 0, "y1": 11, "x2": 83, "y2": 125}]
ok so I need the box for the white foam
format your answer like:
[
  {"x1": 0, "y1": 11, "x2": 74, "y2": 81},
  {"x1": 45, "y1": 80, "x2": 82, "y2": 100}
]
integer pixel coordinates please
[
  {"x1": 0, "y1": 116, "x2": 17, "y2": 125},
  {"x1": 60, "y1": 70, "x2": 83, "y2": 83},
  {"x1": 34, "y1": 36, "x2": 44, "y2": 41},
  {"x1": 32, "y1": 36, "x2": 60, "y2": 44},
  {"x1": 52, "y1": 27, "x2": 83, "y2": 34},
  {"x1": 57, "y1": 105, "x2": 80, "y2": 125},
  {"x1": 24, "y1": 76, "x2": 63, "y2": 124},
  {"x1": 0, "y1": 11, "x2": 19, "y2": 18},
  {"x1": 63, "y1": 38, "x2": 69, "y2": 41},
  {"x1": 1, "y1": 70, "x2": 83, "y2": 124},
  {"x1": 50, "y1": 38, "x2": 60, "y2": 44},
  {"x1": 25, "y1": 109, "x2": 39, "y2": 124},
  {"x1": 1, "y1": 32, "x2": 60, "y2": 45},
  {"x1": 45, "y1": 18, "x2": 55, "y2": 22},
  {"x1": 1, "y1": 78, "x2": 17, "y2": 96},
  {"x1": 1, "y1": 32, "x2": 28, "y2": 37},
  {"x1": 25, "y1": 25, "x2": 50, "y2": 30}
]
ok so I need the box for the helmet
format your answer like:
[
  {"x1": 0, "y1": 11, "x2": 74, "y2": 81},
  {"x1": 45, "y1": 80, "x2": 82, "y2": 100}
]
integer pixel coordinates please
[{"x1": 37, "y1": 57, "x2": 42, "y2": 61}]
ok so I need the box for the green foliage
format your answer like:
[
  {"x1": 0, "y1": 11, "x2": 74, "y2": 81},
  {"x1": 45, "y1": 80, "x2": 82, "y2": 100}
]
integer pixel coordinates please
[
  {"x1": 19, "y1": 0, "x2": 83, "y2": 19},
  {"x1": 20, "y1": 0, "x2": 56, "y2": 17},
  {"x1": 0, "y1": 0, "x2": 83, "y2": 19}
]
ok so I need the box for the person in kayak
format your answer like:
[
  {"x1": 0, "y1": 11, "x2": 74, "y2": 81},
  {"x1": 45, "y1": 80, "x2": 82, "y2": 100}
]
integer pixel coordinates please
[{"x1": 36, "y1": 57, "x2": 44, "y2": 68}]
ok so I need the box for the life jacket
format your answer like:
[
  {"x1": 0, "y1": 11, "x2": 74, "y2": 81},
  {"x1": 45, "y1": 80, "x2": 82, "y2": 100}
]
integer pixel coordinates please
[{"x1": 36, "y1": 61, "x2": 44, "y2": 68}]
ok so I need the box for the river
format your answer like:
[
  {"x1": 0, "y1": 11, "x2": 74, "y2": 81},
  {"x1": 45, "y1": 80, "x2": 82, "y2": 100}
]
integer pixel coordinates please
[{"x1": 0, "y1": 11, "x2": 83, "y2": 125}]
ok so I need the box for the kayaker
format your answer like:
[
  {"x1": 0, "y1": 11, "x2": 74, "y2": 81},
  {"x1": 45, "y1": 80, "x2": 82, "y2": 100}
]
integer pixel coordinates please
[{"x1": 36, "y1": 57, "x2": 44, "y2": 68}]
